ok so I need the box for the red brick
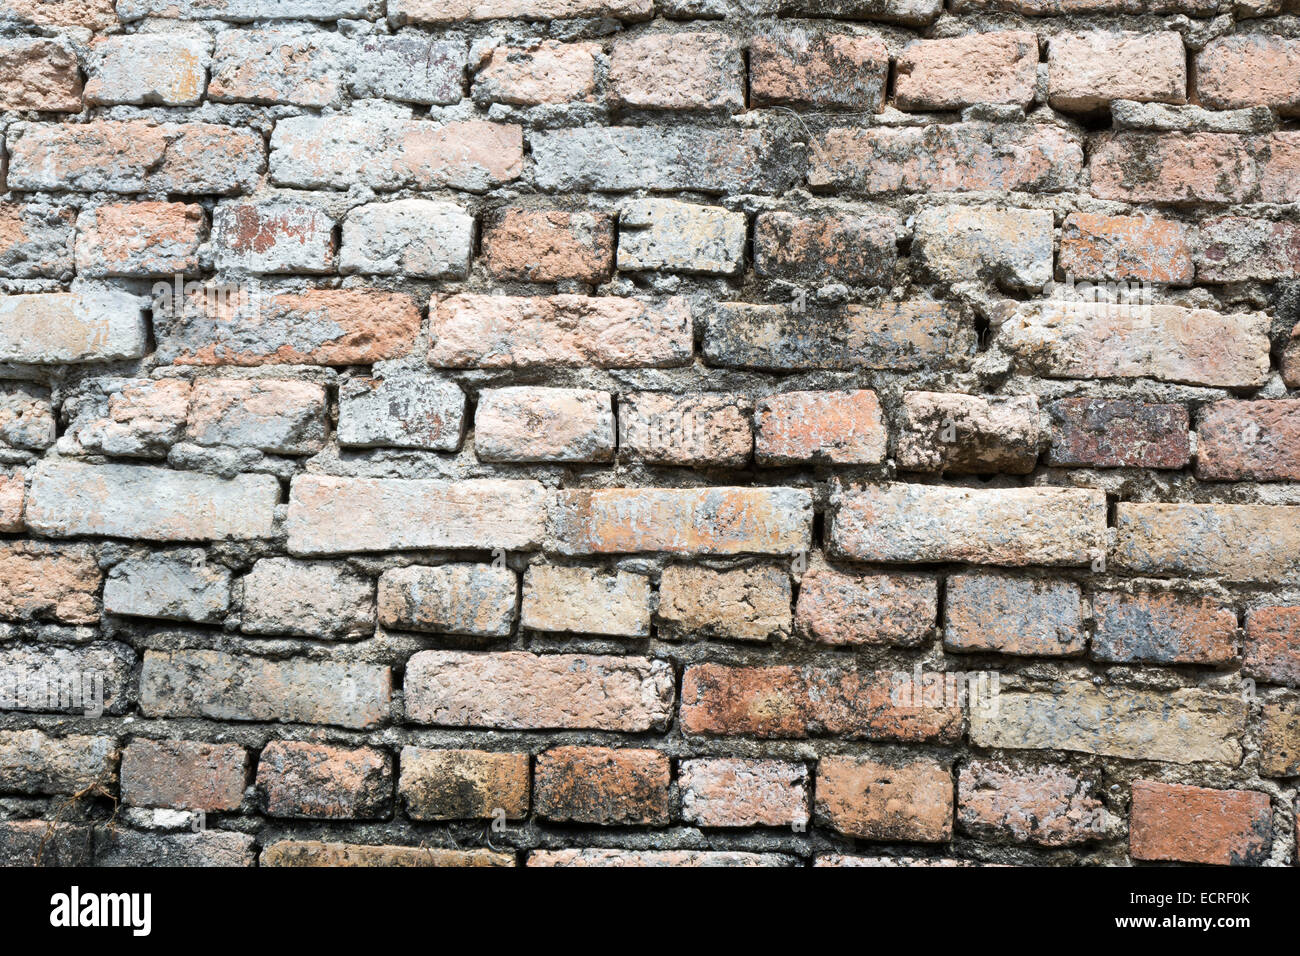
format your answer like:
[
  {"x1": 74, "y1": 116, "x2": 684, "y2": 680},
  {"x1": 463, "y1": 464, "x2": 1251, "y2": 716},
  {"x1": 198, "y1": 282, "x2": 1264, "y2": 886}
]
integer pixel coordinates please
[
  {"x1": 959, "y1": 761, "x2": 1103, "y2": 847},
  {"x1": 209, "y1": 28, "x2": 341, "y2": 108},
  {"x1": 895, "y1": 392, "x2": 1039, "y2": 475},
  {"x1": 1092, "y1": 590, "x2": 1237, "y2": 665},
  {"x1": 1197, "y1": 216, "x2": 1300, "y2": 283},
  {"x1": 1259, "y1": 700, "x2": 1300, "y2": 778},
  {"x1": 256, "y1": 741, "x2": 392, "y2": 820},
  {"x1": 120, "y1": 739, "x2": 249, "y2": 812},
  {"x1": 795, "y1": 566, "x2": 936, "y2": 647},
  {"x1": 1047, "y1": 31, "x2": 1185, "y2": 112},
  {"x1": 0, "y1": 542, "x2": 100, "y2": 625},
  {"x1": 1059, "y1": 212, "x2": 1194, "y2": 285},
  {"x1": 656, "y1": 564, "x2": 791, "y2": 642},
  {"x1": 750, "y1": 31, "x2": 888, "y2": 110},
  {"x1": 1045, "y1": 398, "x2": 1190, "y2": 469},
  {"x1": 473, "y1": 41, "x2": 598, "y2": 106},
  {"x1": 480, "y1": 208, "x2": 614, "y2": 283},
  {"x1": 1089, "y1": 132, "x2": 1254, "y2": 204},
  {"x1": 619, "y1": 392, "x2": 752, "y2": 468},
  {"x1": 1245, "y1": 606, "x2": 1300, "y2": 688},
  {"x1": 75, "y1": 202, "x2": 205, "y2": 278},
  {"x1": 816, "y1": 755, "x2": 953, "y2": 843},
  {"x1": 1258, "y1": 132, "x2": 1300, "y2": 204},
  {"x1": 211, "y1": 200, "x2": 335, "y2": 275},
  {"x1": 753, "y1": 209, "x2": 897, "y2": 284},
  {"x1": 1, "y1": 0, "x2": 118, "y2": 30},
  {"x1": 474, "y1": 387, "x2": 614, "y2": 463},
  {"x1": 609, "y1": 32, "x2": 743, "y2": 112},
  {"x1": 895, "y1": 31, "x2": 1038, "y2": 110},
  {"x1": 1197, "y1": 35, "x2": 1300, "y2": 114},
  {"x1": 1130, "y1": 780, "x2": 1271, "y2": 865},
  {"x1": 534, "y1": 747, "x2": 669, "y2": 825},
  {"x1": 679, "y1": 758, "x2": 808, "y2": 828},
  {"x1": 528, "y1": 849, "x2": 786, "y2": 867},
  {"x1": 398, "y1": 748, "x2": 529, "y2": 821},
  {"x1": 0, "y1": 38, "x2": 82, "y2": 112},
  {"x1": 755, "y1": 389, "x2": 887, "y2": 466},
  {"x1": 1197, "y1": 400, "x2": 1300, "y2": 482},
  {"x1": 0, "y1": 471, "x2": 24, "y2": 533}
]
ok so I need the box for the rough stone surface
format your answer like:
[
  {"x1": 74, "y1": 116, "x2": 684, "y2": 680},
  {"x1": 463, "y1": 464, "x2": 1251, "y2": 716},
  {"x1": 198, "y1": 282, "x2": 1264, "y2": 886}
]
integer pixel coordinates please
[
  {"x1": 657, "y1": 564, "x2": 792, "y2": 642},
  {"x1": 378, "y1": 564, "x2": 517, "y2": 637},
  {"x1": 241, "y1": 558, "x2": 375, "y2": 640},
  {"x1": 337, "y1": 378, "x2": 466, "y2": 452}
]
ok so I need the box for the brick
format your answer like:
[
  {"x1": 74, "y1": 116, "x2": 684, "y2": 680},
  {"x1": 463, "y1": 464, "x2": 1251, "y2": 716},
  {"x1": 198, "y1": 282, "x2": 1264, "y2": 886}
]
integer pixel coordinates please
[
  {"x1": 0, "y1": 542, "x2": 99, "y2": 625},
  {"x1": 816, "y1": 756, "x2": 953, "y2": 843},
  {"x1": 681, "y1": 663, "x2": 962, "y2": 741},
  {"x1": 1045, "y1": 398, "x2": 1190, "y2": 469},
  {"x1": 657, "y1": 564, "x2": 792, "y2": 642},
  {"x1": 474, "y1": 387, "x2": 613, "y2": 463},
  {"x1": 0, "y1": 383, "x2": 54, "y2": 451},
  {"x1": 529, "y1": 849, "x2": 788, "y2": 867},
  {"x1": 481, "y1": 208, "x2": 614, "y2": 283},
  {"x1": 1091, "y1": 590, "x2": 1237, "y2": 665},
  {"x1": 550, "y1": 487, "x2": 812, "y2": 556},
  {"x1": 241, "y1": 558, "x2": 374, "y2": 640},
  {"x1": 211, "y1": 200, "x2": 335, "y2": 274},
  {"x1": 895, "y1": 392, "x2": 1039, "y2": 475},
  {"x1": 958, "y1": 761, "x2": 1103, "y2": 847},
  {"x1": 535, "y1": 747, "x2": 669, "y2": 825},
  {"x1": 140, "y1": 649, "x2": 392, "y2": 730},
  {"x1": 430, "y1": 294, "x2": 692, "y2": 369},
  {"x1": 795, "y1": 566, "x2": 936, "y2": 647},
  {"x1": 680, "y1": 759, "x2": 808, "y2": 828},
  {"x1": 750, "y1": 31, "x2": 888, "y2": 110},
  {"x1": 618, "y1": 199, "x2": 746, "y2": 276},
  {"x1": 338, "y1": 377, "x2": 466, "y2": 452},
  {"x1": 262, "y1": 841, "x2": 513, "y2": 867},
  {"x1": 389, "y1": 0, "x2": 652, "y2": 21},
  {"x1": 1244, "y1": 606, "x2": 1300, "y2": 687},
  {"x1": 0, "y1": 643, "x2": 134, "y2": 716},
  {"x1": 970, "y1": 684, "x2": 1245, "y2": 763},
  {"x1": 61, "y1": 378, "x2": 191, "y2": 459},
  {"x1": 895, "y1": 31, "x2": 1037, "y2": 110},
  {"x1": 532, "y1": 126, "x2": 795, "y2": 195},
  {"x1": 609, "y1": 32, "x2": 743, "y2": 112},
  {"x1": 1259, "y1": 699, "x2": 1300, "y2": 777},
  {"x1": 84, "y1": 34, "x2": 209, "y2": 107},
  {"x1": 1048, "y1": 31, "x2": 1186, "y2": 112},
  {"x1": 353, "y1": 35, "x2": 465, "y2": 105},
  {"x1": 1288, "y1": 324, "x2": 1300, "y2": 388},
  {"x1": 754, "y1": 209, "x2": 896, "y2": 284},
  {"x1": 1197, "y1": 35, "x2": 1300, "y2": 114},
  {"x1": 186, "y1": 378, "x2": 327, "y2": 455},
  {"x1": 0, "y1": 821, "x2": 93, "y2": 867},
  {"x1": 1197, "y1": 216, "x2": 1300, "y2": 282},
  {"x1": 1197, "y1": 400, "x2": 1300, "y2": 482},
  {"x1": 7, "y1": 120, "x2": 263, "y2": 195},
  {"x1": 945, "y1": 573, "x2": 1085, "y2": 657},
  {"x1": 75, "y1": 202, "x2": 204, "y2": 279},
  {"x1": 0, "y1": 38, "x2": 81, "y2": 111},
  {"x1": 0, "y1": 0, "x2": 118, "y2": 30},
  {"x1": 0, "y1": 202, "x2": 74, "y2": 279},
  {"x1": 0, "y1": 289, "x2": 148, "y2": 364},
  {"x1": 1088, "y1": 132, "x2": 1254, "y2": 204},
  {"x1": 0, "y1": 730, "x2": 116, "y2": 796},
  {"x1": 0, "y1": 471, "x2": 24, "y2": 532},
  {"x1": 706, "y1": 301, "x2": 973, "y2": 372},
  {"x1": 619, "y1": 392, "x2": 753, "y2": 467},
  {"x1": 95, "y1": 830, "x2": 255, "y2": 868},
  {"x1": 1130, "y1": 781, "x2": 1270, "y2": 866},
  {"x1": 473, "y1": 41, "x2": 597, "y2": 105},
  {"x1": 270, "y1": 116, "x2": 522, "y2": 192},
  {"x1": 285, "y1": 476, "x2": 546, "y2": 555},
  {"x1": 27, "y1": 460, "x2": 278, "y2": 543},
  {"x1": 104, "y1": 550, "x2": 232, "y2": 624},
  {"x1": 999, "y1": 301, "x2": 1271, "y2": 388},
  {"x1": 257, "y1": 741, "x2": 391, "y2": 819},
  {"x1": 809, "y1": 123, "x2": 1083, "y2": 194},
  {"x1": 158, "y1": 288, "x2": 420, "y2": 366},
  {"x1": 118, "y1": 0, "x2": 379, "y2": 17},
  {"x1": 522, "y1": 565, "x2": 651, "y2": 637},
  {"x1": 120, "y1": 739, "x2": 248, "y2": 812},
  {"x1": 378, "y1": 564, "x2": 517, "y2": 637},
  {"x1": 1115, "y1": 503, "x2": 1300, "y2": 583},
  {"x1": 952, "y1": 0, "x2": 1213, "y2": 10},
  {"x1": 340, "y1": 200, "x2": 473, "y2": 279},
  {"x1": 210, "y1": 28, "x2": 343, "y2": 107},
  {"x1": 831, "y1": 484, "x2": 1105, "y2": 566},
  {"x1": 814, "y1": 854, "x2": 973, "y2": 867},
  {"x1": 1059, "y1": 212, "x2": 1194, "y2": 285},
  {"x1": 399, "y1": 748, "x2": 529, "y2": 821},
  {"x1": 405, "y1": 650, "x2": 674, "y2": 731},
  {"x1": 914, "y1": 206, "x2": 1053, "y2": 291},
  {"x1": 755, "y1": 390, "x2": 886, "y2": 466}
]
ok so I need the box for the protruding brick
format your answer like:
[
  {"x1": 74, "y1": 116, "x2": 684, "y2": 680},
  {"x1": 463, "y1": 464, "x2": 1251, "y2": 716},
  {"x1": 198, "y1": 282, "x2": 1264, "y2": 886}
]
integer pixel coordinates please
[
  {"x1": 121, "y1": 739, "x2": 248, "y2": 812},
  {"x1": 474, "y1": 387, "x2": 613, "y2": 463},
  {"x1": 257, "y1": 741, "x2": 392, "y2": 819},
  {"x1": 895, "y1": 31, "x2": 1038, "y2": 110},
  {"x1": 914, "y1": 206, "x2": 1053, "y2": 290},
  {"x1": 186, "y1": 378, "x2": 327, "y2": 455},
  {"x1": 521, "y1": 565, "x2": 651, "y2": 637},
  {"x1": 895, "y1": 392, "x2": 1039, "y2": 475},
  {"x1": 1196, "y1": 35, "x2": 1300, "y2": 114},
  {"x1": 618, "y1": 199, "x2": 746, "y2": 276},
  {"x1": 0, "y1": 38, "x2": 82, "y2": 111},
  {"x1": 338, "y1": 378, "x2": 465, "y2": 452},
  {"x1": 1130, "y1": 781, "x2": 1270, "y2": 866},
  {"x1": 657, "y1": 564, "x2": 792, "y2": 642},
  {"x1": 1092, "y1": 590, "x2": 1236, "y2": 665},
  {"x1": 1115, "y1": 503, "x2": 1300, "y2": 583},
  {"x1": 0, "y1": 730, "x2": 116, "y2": 796},
  {"x1": 1048, "y1": 31, "x2": 1186, "y2": 112},
  {"x1": 481, "y1": 208, "x2": 614, "y2": 283},
  {"x1": 1045, "y1": 398, "x2": 1190, "y2": 469},
  {"x1": 1197, "y1": 400, "x2": 1300, "y2": 482},
  {"x1": 609, "y1": 32, "x2": 743, "y2": 112},
  {"x1": 1059, "y1": 212, "x2": 1194, "y2": 284},
  {"x1": 211, "y1": 200, "x2": 335, "y2": 274},
  {"x1": 340, "y1": 200, "x2": 473, "y2": 279},
  {"x1": 378, "y1": 564, "x2": 517, "y2": 637},
  {"x1": 945, "y1": 573, "x2": 1085, "y2": 657},
  {"x1": 619, "y1": 392, "x2": 753, "y2": 467},
  {"x1": 680, "y1": 759, "x2": 808, "y2": 828},
  {"x1": 1244, "y1": 606, "x2": 1300, "y2": 688},
  {"x1": 104, "y1": 550, "x2": 231, "y2": 624},
  {"x1": 958, "y1": 761, "x2": 1103, "y2": 847},
  {"x1": 755, "y1": 389, "x2": 887, "y2": 466},
  {"x1": 473, "y1": 41, "x2": 598, "y2": 105},
  {"x1": 795, "y1": 566, "x2": 936, "y2": 647},
  {"x1": 816, "y1": 756, "x2": 953, "y2": 843},
  {"x1": 241, "y1": 558, "x2": 374, "y2": 640},
  {"x1": 399, "y1": 748, "x2": 529, "y2": 821},
  {"x1": 0, "y1": 289, "x2": 148, "y2": 364},
  {"x1": 535, "y1": 747, "x2": 669, "y2": 825},
  {"x1": 750, "y1": 31, "x2": 888, "y2": 110},
  {"x1": 754, "y1": 209, "x2": 896, "y2": 284},
  {"x1": 84, "y1": 34, "x2": 208, "y2": 107}
]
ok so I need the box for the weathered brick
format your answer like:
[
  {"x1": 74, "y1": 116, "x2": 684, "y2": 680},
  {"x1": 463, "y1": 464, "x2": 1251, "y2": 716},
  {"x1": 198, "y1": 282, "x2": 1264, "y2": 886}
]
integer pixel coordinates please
[
  {"x1": 0, "y1": 471, "x2": 24, "y2": 533},
  {"x1": 0, "y1": 202, "x2": 74, "y2": 279},
  {"x1": 521, "y1": 565, "x2": 651, "y2": 637},
  {"x1": 609, "y1": 32, "x2": 742, "y2": 112},
  {"x1": 1045, "y1": 398, "x2": 1190, "y2": 469},
  {"x1": 140, "y1": 649, "x2": 392, "y2": 730},
  {"x1": 399, "y1": 748, "x2": 529, "y2": 821},
  {"x1": 914, "y1": 206, "x2": 1053, "y2": 291},
  {"x1": 970, "y1": 684, "x2": 1245, "y2": 763},
  {"x1": 353, "y1": 35, "x2": 465, "y2": 105},
  {"x1": 755, "y1": 389, "x2": 887, "y2": 466},
  {"x1": 104, "y1": 550, "x2": 231, "y2": 624},
  {"x1": 0, "y1": 289, "x2": 148, "y2": 364},
  {"x1": 262, "y1": 841, "x2": 513, "y2": 867},
  {"x1": 618, "y1": 199, "x2": 746, "y2": 276},
  {"x1": 338, "y1": 377, "x2": 466, "y2": 452},
  {"x1": 75, "y1": 202, "x2": 204, "y2": 279},
  {"x1": 210, "y1": 28, "x2": 343, "y2": 107},
  {"x1": 389, "y1": 0, "x2": 652, "y2": 21},
  {"x1": 680, "y1": 758, "x2": 808, "y2": 828},
  {"x1": 795, "y1": 566, "x2": 936, "y2": 647},
  {"x1": 241, "y1": 558, "x2": 374, "y2": 639},
  {"x1": 96, "y1": 830, "x2": 255, "y2": 868},
  {"x1": 257, "y1": 741, "x2": 392, "y2": 819},
  {"x1": 1196, "y1": 216, "x2": 1300, "y2": 283},
  {"x1": 895, "y1": 392, "x2": 1040, "y2": 475},
  {"x1": 750, "y1": 31, "x2": 888, "y2": 110},
  {"x1": 120, "y1": 739, "x2": 248, "y2": 812},
  {"x1": 958, "y1": 761, "x2": 1103, "y2": 847},
  {"x1": 0, "y1": 38, "x2": 81, "y2": 111},
  {"x1": 0, "y1": 542, "x2": 99, "y2": 625},
  {"x1": 1196, "y1": 35, "x2": 1300, "y2": 114},
  {"x1": 550, "y1": 487, "x2": 812, "y2": 556},
  {"x1": 404, "y1": 650, "x2": 674, "y2": 731},
  {"x1": 119, "y1": 0, "x2": 379, "y2": 17},
  {"x1": 535, "y1": 747, "x2": 669, "y2": 825},
  {"x1": 430, "y1": 294, "x2": 692, "y2": 369},
  {"x1": 1091, "y1": 590, "x2": 1237, "y2": 665},
  {"x1": 0, "y1": 0, "x2": 118, "y2": 30},
  {"x1": 0, "y1": 383, "x2": 54, "y2": 451},
  {"x1": 1088, "y1": 132, "x2": 1254, "y2": 204},
  {"x1": 0, "y1": 643, "x2": 134, "y2": 716},
  {"x1": 474, "y1": 387, "x2": 613, "y2": 463},
  {"x1": 473, "y1": 41, "x2": 597, "y2": 105},
  {"x1": 779, "y1": 0, "x2": 943, "y2": 23},
  {"x1": 1244, "y1": 605, "x2": 1300, "y2": 687},
  {"x1": 945, "y1": 573, "x2": 1085, "y2": 657},
  {"x1": 186, "y1": 378, "x2": 327, "y2": 455},
  {"x1": 1058, "y1": 212, "x2": 1194, "y2": 284},
  {"x1": 528, "y1": 849, "x2": 789, "y2": 867},
  {"x1": 27, "y1": 460, "x2": 279, "y2": 542},
  {"x1": 84, "y1": 34, "x2": 209, "y2": 107},
  {"x1": 619, "y1": 392, "x2": 753, "y2": 467},
  {"x1": 61, "y1": 378, "x2": 191, "y2": 459},
  {"x1": 1288, "y1": 322, "x2": 1300, "y2": 388},
  {"x1": 1047, "y1": 31, "x2": 1186, "y2": 112},
  {"x1": 285, "y1": 476, "x2": 546, "y2": 555},
  {"x1": 378, "y1": 564, "x2": 517, "y2": 637},
  {"x1": 754, "y1": 209, "x2": 896, "y2": 284},
  {"x1": 1259, "y1": 699, "x2": 1300, "y2": 777},
  {"x1": 895, "y1": 31, "x2": 1038, "y2": 110},
  {"x1": 657, "y1": 564, "x2": 792, "y2": 642},
  {"x1": 211, "y1": 200, "x2": 335, "y2": 274},
  {"x1": 0, "y1": 821, "x2": 93, "y2": 867},
  {"x1": 1130, "y1": 780, "x2": 1270, "y2": 865},
  {"x1": 340, "y1": 200, "x2": 473, "y2": 279},
  {"x1": 0, "y1": 730, "x2": 116, "y2": 796},
  {"x1": 816, "y1": 755, "x2": 953, "y2": 843},
  {"x1": 1196, "y1": 400, "x2": 1300, "y2": 482},
  {"x1": 1115, "y1": 503, "x2": 1300, "y2": 583},
  {"x1": 481, "y1": 208, "x2": 614, "y2": 283}
]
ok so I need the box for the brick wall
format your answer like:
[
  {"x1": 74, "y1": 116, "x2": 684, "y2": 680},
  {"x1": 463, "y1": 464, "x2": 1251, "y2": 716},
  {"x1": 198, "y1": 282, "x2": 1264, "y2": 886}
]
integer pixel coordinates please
[{"x1": 0, "y1": 0, "x2": 1297, "y2": 868}]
